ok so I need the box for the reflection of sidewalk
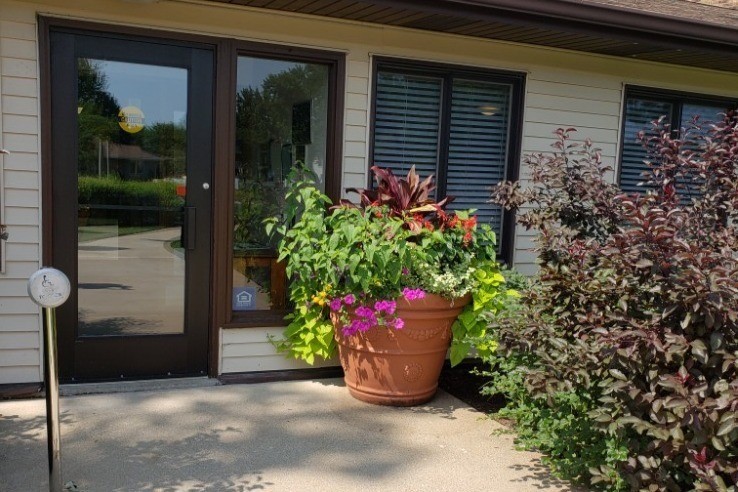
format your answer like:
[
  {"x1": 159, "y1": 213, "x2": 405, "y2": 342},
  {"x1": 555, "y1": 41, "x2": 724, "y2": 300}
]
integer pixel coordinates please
[
  {"x1": 0, "y1": 380, "x2": 576, "y2": 491},
  {"x1": 78, "y1": 227, "x2": 184, "y2": 335}
]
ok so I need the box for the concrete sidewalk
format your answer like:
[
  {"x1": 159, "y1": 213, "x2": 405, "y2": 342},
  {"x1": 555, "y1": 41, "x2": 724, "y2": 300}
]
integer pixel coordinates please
[{"x1": 0, "y1": 379, "x2": 574, "y2": 492}]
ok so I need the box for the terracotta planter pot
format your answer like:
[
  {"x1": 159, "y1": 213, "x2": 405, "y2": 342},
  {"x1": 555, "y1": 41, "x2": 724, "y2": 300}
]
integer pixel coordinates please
[{"x1": 333, "y1": 293, "x2": 471, "y2": 406}]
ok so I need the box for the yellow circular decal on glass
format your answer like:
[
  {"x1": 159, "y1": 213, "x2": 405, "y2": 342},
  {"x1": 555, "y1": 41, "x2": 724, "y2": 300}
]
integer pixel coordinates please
[{"x1": 118, "y1": 106, "x2": 145, "y2": 134}]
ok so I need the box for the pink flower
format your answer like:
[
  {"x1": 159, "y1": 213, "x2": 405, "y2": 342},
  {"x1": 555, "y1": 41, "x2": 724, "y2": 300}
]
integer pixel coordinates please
[
  {"x1": 355, "y1": 305, "x2": 374, "y2": 318},
  {"x1": 402, "y1": 288, "x2": 426, "y2": 301},
  {"x1": 392, "y1": 317, "x2": 405, "y2": 330},
  {"x1": 343, "y1": 294, "x2": 356, "y2": 305},
  {"x1": 402, "y1": 267, "x2": 409, "y2": 275},
  {"x1": 374, "y1": 300, "x2": 397, "y2": 315},
  {"x1": 329, "y1": 298, "x2": 343, "y2": 311}
]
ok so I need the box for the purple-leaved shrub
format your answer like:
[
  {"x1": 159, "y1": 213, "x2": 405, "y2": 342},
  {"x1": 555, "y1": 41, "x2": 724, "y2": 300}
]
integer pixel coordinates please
[{"x1": 491, "y1": 114, "x2": 738, "y2": 490}]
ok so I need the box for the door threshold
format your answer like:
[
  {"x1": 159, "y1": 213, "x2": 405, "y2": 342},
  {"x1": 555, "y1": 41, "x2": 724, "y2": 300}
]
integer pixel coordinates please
[{"x1": 60, "y1": 376, "x2": 220, "y2": 397}]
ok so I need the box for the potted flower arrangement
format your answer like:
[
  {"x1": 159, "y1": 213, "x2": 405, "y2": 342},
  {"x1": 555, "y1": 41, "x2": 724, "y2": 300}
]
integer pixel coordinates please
[{"x1": 266, "y1": 166, "x2": 511, "y2": 406}]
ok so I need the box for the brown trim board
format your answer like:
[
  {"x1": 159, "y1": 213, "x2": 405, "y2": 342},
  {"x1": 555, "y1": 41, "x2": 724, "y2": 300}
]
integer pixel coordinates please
[
  {"x1": 0, "y1": 382, "x2": 44, "y2": 400},
  {"x1": 219, "y1": 366, "x2": 343, "y2": 385}
]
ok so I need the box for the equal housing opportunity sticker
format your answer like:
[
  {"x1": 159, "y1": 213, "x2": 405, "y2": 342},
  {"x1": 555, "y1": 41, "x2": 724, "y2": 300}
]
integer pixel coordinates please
[{"x1": 118, "y1": 106, "x2": 145, "y2": 133}]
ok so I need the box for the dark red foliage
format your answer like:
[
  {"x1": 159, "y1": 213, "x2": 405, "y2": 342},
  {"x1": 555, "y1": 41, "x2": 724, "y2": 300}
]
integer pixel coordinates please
[
  {"x1": 343, "y1": 165, "x2": 455, "y2": 233},
  {"x1": 492, "y1": 115, "x2": 738, "y2": 490}
]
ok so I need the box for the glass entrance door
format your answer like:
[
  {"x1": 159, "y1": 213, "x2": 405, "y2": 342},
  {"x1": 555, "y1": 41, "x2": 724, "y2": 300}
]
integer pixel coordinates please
[{"x1": 50, "y1": 30, "x2": 213, "y2": 381}]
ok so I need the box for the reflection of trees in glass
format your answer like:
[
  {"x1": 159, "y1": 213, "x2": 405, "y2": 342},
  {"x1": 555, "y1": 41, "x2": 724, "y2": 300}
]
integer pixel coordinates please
[
  {"x1": 78, "y1": 59, "x2": 120, "y2": 176},
  {"x1": 234, "y1": 63, "x2": 328, "y2": 252},
  {"x1": 235, "y1": 63, "x2": 327, "y2": 183},
  {"x1": 77, "y1": 59, "x2": 187, "y2": 180}
]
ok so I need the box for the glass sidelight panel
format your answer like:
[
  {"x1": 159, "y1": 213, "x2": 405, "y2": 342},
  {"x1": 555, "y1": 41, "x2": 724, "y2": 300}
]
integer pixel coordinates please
[
  {"x1": 232, "y1": 56, "x2": 329, "y2": 313},
  {"x1": 76, "y1": 58, "x2": 188, "y2": 336}
]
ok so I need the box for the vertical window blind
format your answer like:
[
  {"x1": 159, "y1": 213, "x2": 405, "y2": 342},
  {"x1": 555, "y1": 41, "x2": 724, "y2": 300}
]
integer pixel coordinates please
[
  {"x1": 620, "y1": 89, "x2": 732, "y2": 198},
  {"x1": 373, "y1": 72, "x2": 442, "y2": 180},
  {"x1": 447, "y1": 79, "x2": 511, "y2": 237},
  {"x1": 373, "y1": 68, "x2": 516, "y2": 246}
]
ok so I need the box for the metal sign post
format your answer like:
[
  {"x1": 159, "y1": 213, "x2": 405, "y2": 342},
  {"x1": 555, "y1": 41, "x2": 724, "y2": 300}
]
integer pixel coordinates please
[{"x1": 28, "y1": 268, "x2": 71, "y2": 492}]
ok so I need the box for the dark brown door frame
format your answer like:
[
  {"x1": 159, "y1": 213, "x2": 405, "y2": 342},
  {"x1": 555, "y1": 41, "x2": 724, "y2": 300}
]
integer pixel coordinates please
[
  {"x1": 218, "y1": 40, "x2": 346, "y2": 329},
  {"x1": 39, "y1": 17, "x2": 225, "y2": 378},
  {"x1": 39, "y1": 16, "x2": 346, "y2": 379}
]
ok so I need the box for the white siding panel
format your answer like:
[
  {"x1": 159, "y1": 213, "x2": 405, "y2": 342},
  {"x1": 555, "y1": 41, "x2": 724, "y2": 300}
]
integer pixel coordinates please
[
  {"x1": 2, "y1": 114, "x2": 37, "y2": 134},
  {"x1": 0, "y1": 278, "x2": 27, "y2": 296},
  {"x1": 1, "y1": 95, "x2": 37, "y2": 115},
  {"x1": 526, "y1": 93, "x2": 620, "y2": 117},
  {"x1": 0, "y1": 38, "x2": 36, "y2": 60},
  {"x1": 0, "y1": 348, "x2": 38, "y2": 366},
  {"x1": 0, "y1": 366, "x2": 39, "y2": 384},
  {"x1": 220, "y1": 328, "x2": 339, "y2": 374},
  {"x1": 526, "y1": 80, "x2": 622, "y2": 103},
  {"x1": 0, "y1": 297, "x2": 38, "y2": 315},
  {"x1": 4, "y1": 206, "x2": 37, "y2": 226},
  {"x1": 345, "y1": 92, "x2": 368, "y2": 111},
  {"x1": 347, "y1": 75, "x2": 368, "y2": 94},
  {"x1": 343, "y1": 156, "x2": 366, "y2": 175},
  {"x1": 345, "y1": 109, "x2": 367, "y2": 126},
  {"x1": 342, "y1": 172, "x2": 367, "y2": 192},
  {"x1": 524, "y1": 136, "x2": 617, "y2": 157},
  {"x1": 3, "y1": 169, "x2": 37, "y2": 189},
  {"x1": 344, "y1": 141, "x2": 366, "y2": 158},
  {"x1": 0, "y1": 57, "x2": 37, "y2": 78},
  {"x1": 0, "y1": 21, "x2": 36, "y2": 41},
  {"x1": 2, "y1": 132, "x2": 37, "y2": 152},
  {"x1": 344, "y1": 125, "x2": 366, "y2": 142},
  {"x1": 2, "y1": 76, "x2": 37, "y2": 97},
  {"x1": 524, "y1": 122, "x2": 618, "y2": 143},
  {"x1": 4, "y1": 242, "x2": 38, "y2": 261},
  {"x1": 0, "y1": 314, "x2": 40, "y2": 332},
  {"x1": 0, "y1": 8, "x2": 41, "y2": 384},
  {"x1": 2, "y1": 151, "x2": 38, "y2": 171},
  {"x1": 0, "y1": 224, "x2": 37, "y2": 243},
  {"x1": 4, "y1": 188, "x2": 38, "y2": 207},
  {"x1": 0, "y1": 331, "x2": 38, "y2": 349},
  {"x1": 347, "y1": 60, "x2": 369, "y2": 78},
  {"x1": 513, "y1": 72, "x2": 624, "y2": 272},
  {"x1": 524, "y1": 108, "x2": 620, "y2": 129}
]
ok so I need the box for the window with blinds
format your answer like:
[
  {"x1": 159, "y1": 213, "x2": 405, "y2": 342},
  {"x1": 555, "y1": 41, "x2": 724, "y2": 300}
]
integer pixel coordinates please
[
  {"x1": 372, "y1": 61, "x2": 523, "y2": 262},
  {"x1": 619, "y1": 88, "x2": 735, "y2": 196}
]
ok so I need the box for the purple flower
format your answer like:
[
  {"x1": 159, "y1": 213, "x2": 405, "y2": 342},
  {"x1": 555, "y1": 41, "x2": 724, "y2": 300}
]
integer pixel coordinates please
[
  {"x1": 342, "y1": 320, "x2": 360, "y2": 336},
  {"x1": 402, "y1": 288, "x2": 426, "y2": 301},
  {"x1": 355, "y1": 305, "x2": 374, "y2": 318},
  {"x1": 402, "y1": 267, "x2": 409, "y2": 276},
  {"x1": 392, "y1": 317, "x2": 405, "y2": 330},
  {"x1": 343, "y1": 294, "x2": 356, "y2": 305},
  {"x1": 374, "y1": 300, "x2": 397, "y2": 315},
  {"x1": 329, "y1": 298, "x2": 343, "y2": 312}
]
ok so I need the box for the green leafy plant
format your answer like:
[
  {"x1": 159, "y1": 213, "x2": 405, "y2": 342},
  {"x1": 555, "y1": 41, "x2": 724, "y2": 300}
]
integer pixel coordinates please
[
  {"x1": 266, "y1": 166, "x2": 512, "y2": 364},
  {"x1": 489, "y1": 116, "x2": 738, "y2": 490}
]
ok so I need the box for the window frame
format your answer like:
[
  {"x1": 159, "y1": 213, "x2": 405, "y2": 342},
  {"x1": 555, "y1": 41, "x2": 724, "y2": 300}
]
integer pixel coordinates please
[
  {"x1": 369, "y1": 57, "x2": 526, "y2": 265},
  {"x1": 223, "y1": 41, "x2": 345, "y2": 328},
  {"x1": 617, "y1": 85, "x2": 738, "y2": 190}
]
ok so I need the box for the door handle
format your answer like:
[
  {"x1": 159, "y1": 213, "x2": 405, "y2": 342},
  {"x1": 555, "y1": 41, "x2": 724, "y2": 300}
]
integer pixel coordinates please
[{"x1": 183, "y1": 206, "x2": 196, "y2": 250}]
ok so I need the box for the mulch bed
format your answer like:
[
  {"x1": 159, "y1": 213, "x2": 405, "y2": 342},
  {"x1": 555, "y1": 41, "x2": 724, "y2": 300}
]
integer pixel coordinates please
[{"x1": 438, "y1": 362, "x2": 507, "y2": 415}]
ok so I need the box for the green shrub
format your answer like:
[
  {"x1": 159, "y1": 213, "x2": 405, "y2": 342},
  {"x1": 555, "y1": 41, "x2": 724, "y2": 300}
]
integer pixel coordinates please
[
  {"x1": 78, "y1": 176, "x2": 182, "y2": 208},
  {"x1": 488, "y1": 116, "x2": 738, "y2": 491}
]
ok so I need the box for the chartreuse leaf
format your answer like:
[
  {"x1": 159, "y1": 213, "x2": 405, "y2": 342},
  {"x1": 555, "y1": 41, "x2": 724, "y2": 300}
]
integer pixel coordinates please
[{"x1": 450, "y1": 341, "x2": 471, "y2": 367}]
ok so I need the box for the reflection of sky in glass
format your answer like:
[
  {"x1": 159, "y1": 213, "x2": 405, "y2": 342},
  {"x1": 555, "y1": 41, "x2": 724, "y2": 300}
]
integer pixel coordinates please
[
  {"x1": 237, "y1": 57, "x2": 304, "y2": 91},
  {"x1": 93, "y1": 60, "x2": 188, "y2": 126}
]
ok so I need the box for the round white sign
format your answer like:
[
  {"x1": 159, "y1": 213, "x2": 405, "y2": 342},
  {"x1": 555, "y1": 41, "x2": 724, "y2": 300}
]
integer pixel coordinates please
[{"x1": 28, "y1": 268, "x2": 71, "y2": 308}]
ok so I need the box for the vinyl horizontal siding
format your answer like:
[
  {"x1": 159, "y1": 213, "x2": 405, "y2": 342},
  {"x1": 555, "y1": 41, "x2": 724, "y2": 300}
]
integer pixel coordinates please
[
  {"x1": 0, "y1": 10, "x2": 42, "y2": 384},
  {"x1": 220, "y1": 328, "x2": 338, "y2": 374},
  {"x1": 512, "y1": 70, "x2": 625, "y2": 272}
]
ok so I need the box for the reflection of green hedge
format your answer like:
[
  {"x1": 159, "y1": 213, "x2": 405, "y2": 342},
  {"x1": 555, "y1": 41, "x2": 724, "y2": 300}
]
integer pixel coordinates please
[{"x1": 78, "y1": 176, "x2": 183, "y2": 208}]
